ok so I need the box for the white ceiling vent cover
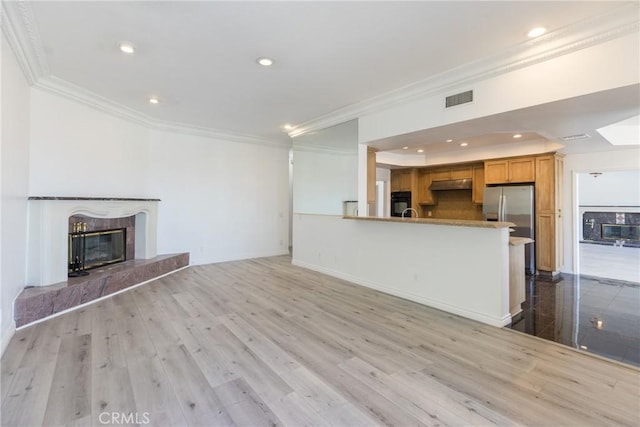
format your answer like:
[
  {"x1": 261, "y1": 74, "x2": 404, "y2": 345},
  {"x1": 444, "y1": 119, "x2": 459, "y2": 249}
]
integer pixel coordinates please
[
  {"x1": 560, "y1": 133, "x2": 591, "y2": 141},
  {"x1": 445, "y1": 90, "x2": 473, "y2": 108}
]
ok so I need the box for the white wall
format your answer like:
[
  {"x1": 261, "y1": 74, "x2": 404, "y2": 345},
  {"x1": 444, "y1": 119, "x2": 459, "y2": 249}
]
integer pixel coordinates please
[
  {"x1": 359, "y1": 33, "x2": 639, "y2": 144},
  {"x1": 562, "y1": 147, "x2": 640, "y2": 274},
  {"x1": 148, "y1": 130, "x2": 290, "y2": 264},
  {"x1": 28, "y1": 88, "x2": 290, "y2": 266},
  {"x1": 1, "y1": 34, "x2": 31, "y2": 353},
  {"x1": 578, "y1": 170, "x2": 640, "y2": 206},
  {"x1": 292, "y1": 120, "x2": 358, "y2": 215},
  {"x1": 29, "y1": 89, "x2": 151, "y2": 197}
]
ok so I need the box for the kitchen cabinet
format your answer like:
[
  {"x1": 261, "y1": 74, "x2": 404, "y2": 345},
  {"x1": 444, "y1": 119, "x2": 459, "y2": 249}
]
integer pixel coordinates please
[
  {"x1": 535, "y1": 153, "x2": 564, "y2": 274},
  {"x1": 429, "y1": 166, "x2": 472, "y2": 182},
  {"x1": 417, "y1": 170, "x2": 436, "y2": 205},
  {"x1": 450, "y1": 167, "x2": 473, "y2": 180},
  {"x1": 390, "y1": 169, "x2": 413, "y2": 192},
  {"x1": 430, "y1": 169, "x2": 451, "y2": 181},
  {"x1": 472, "y1": 166, "x2": 484, "y2": 204},
  {"x1": 367, "y1": 148, "x2": 377, "y2": 204},
  {"x1": 484, "y1": 157, "x2": 535, "y2": 184}
]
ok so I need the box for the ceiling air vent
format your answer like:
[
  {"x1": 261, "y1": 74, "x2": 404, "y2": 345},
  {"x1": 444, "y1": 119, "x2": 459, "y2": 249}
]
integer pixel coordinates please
[
  {"x1": 445, "y1": 90, "x2": 473, "y2": 108},
  {"x1": 560, "y1": 133, "x2": 590, "y2": 141}
]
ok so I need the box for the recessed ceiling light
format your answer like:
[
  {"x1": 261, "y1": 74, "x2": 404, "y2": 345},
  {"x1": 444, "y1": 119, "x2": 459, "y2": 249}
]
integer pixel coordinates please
[
  {"x1": 256, "y1": 57, "x2": 274, "y2": 67},
  {"x1": 446, "y1": 139, "x2": 453, "y2": 143},
  {"x1": 460, "y1": 142, "x2": 468, "y2": 147},
  {"x1": 527, "y1": 27, "x2": 546, "y2": 38},
  {"x1": 149, "y1": 97, "x2": 159, "y2": 104},
  {"x1": 402, "y1": 146, "x2": 409, "y2": 150},
  {"x1": 119, "y1": 42, "x2": 135, "y2": 54},
  {"x1": 513, "y1": 134, "x2": 522, "y2": 139},
  {"x1": 283, "y1": 123, "x2": 293, "y2": 131},
  {"x1": 417, "y1": 149, "x2": 424, "y2": 153}
]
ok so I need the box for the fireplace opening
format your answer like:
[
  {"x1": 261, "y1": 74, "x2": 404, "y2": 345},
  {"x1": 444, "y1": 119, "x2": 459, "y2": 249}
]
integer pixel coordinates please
[
  {"x1": 602, "y1": 224, "x2": 640, "y2": 242},
  {"x1": 69, "y1": 228, "x2": 126, "y2": 274}
]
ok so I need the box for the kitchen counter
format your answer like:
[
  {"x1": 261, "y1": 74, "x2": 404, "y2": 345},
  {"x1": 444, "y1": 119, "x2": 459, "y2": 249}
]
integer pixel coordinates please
[
  {"x1": 508, "y1": 237, "x2": 534, "y2": 317},
  {"x1": 509, "y1": 237, "x2": 534, "y2": 246},
  {"x1": 343, "y1": 215, "x2": 514, "y2": 229}
]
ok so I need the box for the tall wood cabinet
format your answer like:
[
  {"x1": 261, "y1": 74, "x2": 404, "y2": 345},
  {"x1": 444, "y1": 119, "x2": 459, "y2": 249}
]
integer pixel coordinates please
[
  {"x1": 535, "y1": 153, "x2": 564, "y2": 274},
  {"x1": 472, "y1": 166, "x2": 485, "y2": 204},
  {"x1": 367, "y1": 148, "x2": 377, "y2": 204}
]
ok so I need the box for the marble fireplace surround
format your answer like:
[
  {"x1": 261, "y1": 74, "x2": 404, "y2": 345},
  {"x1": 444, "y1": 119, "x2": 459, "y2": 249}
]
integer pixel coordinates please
[{"x1": 27, "y1": 197, "x2": 161, "y2": 287}]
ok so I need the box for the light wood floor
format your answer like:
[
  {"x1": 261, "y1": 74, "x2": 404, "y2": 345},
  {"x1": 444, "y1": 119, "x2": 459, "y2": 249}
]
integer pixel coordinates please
[{"x1": 2, "y1": 256, "x2": 639, "y2": 426}]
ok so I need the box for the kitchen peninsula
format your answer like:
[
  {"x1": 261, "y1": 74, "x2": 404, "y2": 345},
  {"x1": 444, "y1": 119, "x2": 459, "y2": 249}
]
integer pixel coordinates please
[{"x1": 292, "y1": 213, "x2": 516, "y2": 327}]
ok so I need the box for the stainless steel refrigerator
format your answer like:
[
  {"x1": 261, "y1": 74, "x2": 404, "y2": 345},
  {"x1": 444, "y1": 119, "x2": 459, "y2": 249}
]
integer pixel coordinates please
[{"x1": 483, "y1": 185, "x2": 535, "y2": 274}]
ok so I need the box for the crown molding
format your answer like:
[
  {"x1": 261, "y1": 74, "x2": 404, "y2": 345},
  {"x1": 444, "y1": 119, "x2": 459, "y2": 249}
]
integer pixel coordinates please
[
  {"x1": 1, "y1": 0, "x2": 50, "y2": 84},
  {"x1": 292, "y1": 143, "x2": 358, "y2": 156},
  {"x1": 289, "y1": 3, "x2": 640, "y2": 138},
  {"x1": 34, "y1": 76, "x2": 290, "y2": 149}
]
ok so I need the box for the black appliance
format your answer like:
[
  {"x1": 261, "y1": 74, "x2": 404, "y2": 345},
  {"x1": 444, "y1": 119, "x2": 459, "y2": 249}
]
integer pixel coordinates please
[{"x1": 391, "y1": 191, "x2": 412, "y2": 217}]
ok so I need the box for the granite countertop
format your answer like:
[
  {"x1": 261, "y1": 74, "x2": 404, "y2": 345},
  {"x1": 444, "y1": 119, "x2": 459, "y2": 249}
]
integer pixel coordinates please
[
  {"x1": 343, "y1": 216, "x2": 515, "y2": 229},
  {"x1": 28, "y1": 196, "x2": 161, "y2": 201},
  {"x1": 509, "y1": 237, "x2": 534, "y2": 245}
]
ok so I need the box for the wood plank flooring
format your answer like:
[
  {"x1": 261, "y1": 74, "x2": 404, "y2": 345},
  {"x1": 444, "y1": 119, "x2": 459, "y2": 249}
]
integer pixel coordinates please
[{"x1": 2, "y1": 255, "x2": 639, "y2": 426}]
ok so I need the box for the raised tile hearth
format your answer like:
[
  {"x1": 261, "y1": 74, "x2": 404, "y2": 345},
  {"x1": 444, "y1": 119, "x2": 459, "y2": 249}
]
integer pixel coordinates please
[{"x1": 15, "y1": 253, "x2": 189, "y2": 327}]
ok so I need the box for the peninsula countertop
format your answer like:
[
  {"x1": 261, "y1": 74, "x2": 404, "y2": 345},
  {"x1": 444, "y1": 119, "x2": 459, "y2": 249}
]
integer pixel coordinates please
[{"x1": 343, "y1": 215, "x2": 515, "y2": 229}]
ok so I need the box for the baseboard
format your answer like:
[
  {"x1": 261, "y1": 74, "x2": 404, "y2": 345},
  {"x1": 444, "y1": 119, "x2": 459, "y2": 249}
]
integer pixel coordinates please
[
  {"x1": 291, "y1": 258, "x2": 511, "y2": 328},
  {"x1": 1, "y1": 320, "x2": 17, "y2": 357}
]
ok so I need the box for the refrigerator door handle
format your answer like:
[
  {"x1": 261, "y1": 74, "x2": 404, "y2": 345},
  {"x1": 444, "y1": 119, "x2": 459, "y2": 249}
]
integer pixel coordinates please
[
  {"x1": 501, "y1": 195, "x2": 507, "y2": 222},
  {"x1": 498, "y1": 195, "x2": 504, "y2": 222}
]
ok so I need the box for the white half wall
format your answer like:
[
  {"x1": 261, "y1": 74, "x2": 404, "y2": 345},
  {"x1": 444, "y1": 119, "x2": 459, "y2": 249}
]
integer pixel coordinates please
[
  {"x1": 1, "y1": 33, "x2": 31, "y2": 354},
  {"x1": 292, "y1": 214, "x2": 511, "y2": 327}
]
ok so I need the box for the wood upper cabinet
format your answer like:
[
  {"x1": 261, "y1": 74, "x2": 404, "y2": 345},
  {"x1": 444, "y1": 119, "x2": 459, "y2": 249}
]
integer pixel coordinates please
[
  {"x1": 450, "y1": 167, "x2": 472, "y2": 180},
  {"x1": 430, "y1": 166, "x2": 472, "y2": 181},
  {"x1": 509, "y1": 158, "x2": 536, "y2": 183},
  {"x1": 535, "y1": 153, "x2": 564, "y2": 274},
  {"x1": 367, "y1": 148, "x2": 377, "y2": 204},
  {"x1": 430, "y1": 169, "x2": 451, "y2": 181},
  {"x1": 417, "y1": 170, "x2": 436, "y2": 205},
  {"x1": 485, "y1": 157, "x2": 535, "y2": 184},
  {"x1": 472, "y1": 166, "x2": 485, "y2": 204},
  {"x1": 484, "y1": 160, "x2": 508, "y2": 184},
  {"x1": 390, "y1": 168, "x2": 414, "y2": 192}
]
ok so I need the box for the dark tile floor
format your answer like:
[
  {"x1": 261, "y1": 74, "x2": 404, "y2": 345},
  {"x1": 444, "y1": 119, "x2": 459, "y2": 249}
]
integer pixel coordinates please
[{"x1": 509, "y1": 274, "x2": 640, "y2": 367}]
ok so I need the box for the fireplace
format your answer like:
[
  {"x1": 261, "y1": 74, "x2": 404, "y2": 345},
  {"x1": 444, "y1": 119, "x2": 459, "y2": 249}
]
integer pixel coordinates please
[
  {"x1": 69, "y1": 228, "x2": 127, "y2": 273},
  {"x1": 27, "y1": 197, "x2": 160, "y2": 287},
  {"x1": 581, "y1": 210, "x2": 640, "y2": 247}
]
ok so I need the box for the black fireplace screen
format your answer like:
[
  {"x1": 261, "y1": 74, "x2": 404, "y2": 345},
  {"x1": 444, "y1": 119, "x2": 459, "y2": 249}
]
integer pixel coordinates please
[{"x1": 69, "y1": 228, "x2": 126, "y2": 272}]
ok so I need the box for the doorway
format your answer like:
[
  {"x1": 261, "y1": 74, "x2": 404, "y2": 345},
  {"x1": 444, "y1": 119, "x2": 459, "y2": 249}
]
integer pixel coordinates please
[{"x1": 576, "y1": 170, "x2": 640, "y2": 282}]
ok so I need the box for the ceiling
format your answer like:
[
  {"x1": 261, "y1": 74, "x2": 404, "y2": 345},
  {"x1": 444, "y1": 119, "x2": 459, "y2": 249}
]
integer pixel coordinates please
[
  {"x1": 373, "y1": 85, "x2": 640, "y2": 159},
  {"x1": 5, "y1": 1, "x2": 640, "y2": 152}
]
